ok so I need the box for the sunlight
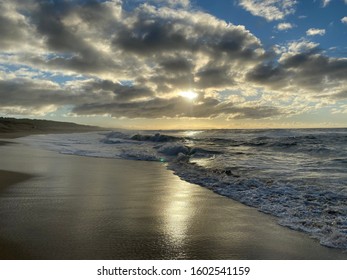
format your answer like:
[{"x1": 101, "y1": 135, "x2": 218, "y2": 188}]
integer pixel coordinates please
[{"x1": 179, "y1": 90, "x2": 198, "y2": 100}]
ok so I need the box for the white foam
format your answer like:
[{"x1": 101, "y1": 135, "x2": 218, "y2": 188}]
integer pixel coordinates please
[
  {"x1": 157, "y1": 143, "x2": 189, "y2": 156},
  {"x1": 18, "y1": 129, "x2": 347, "y2": 250}
]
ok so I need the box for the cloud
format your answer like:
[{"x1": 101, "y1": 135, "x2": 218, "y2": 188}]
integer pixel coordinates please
[
  {"x1": 247, "y1": 39, "x2": 347, "y2": 99},
  {"x1": 0, "y1": 0, "x2": 346, "y2": 122},
  {"x1": 334, "y1": 90, "x2": 347, "y2": 99},
  {"x1": 285, "y1": 40, "x2": 320, "y2": 53},
  {"x1": 141, "y1": 0, "x2": 190, "y2": 8},
  {"x1": 195, "y1": 66, "x2": 236, "y2": 89},
  {"x1": 277, "y1": 22, "x2": 294, "y2": 30},
  {"x1": 342, "y1": 17, "x2": 347, "y2": 24},
  {"x1": 0, "y1": 78, "x2": 69, "y2": 115},
  {"x1": 0, "y1": 0, "x2": 271, "y2": 120},
  {"x1": 238, "y1": 0, "x2": 297, "y2": 21},
  {"x1": 246, "y1": 63, "x2": 288, "y2": 89},
  {"x1": 112, "y1": 5, "x2": 264, "y2": 61},
  {"x1": 7, "y1": 0, "x2": 264, "y2": 79},
  {"x1": 0, "y1": 76, "x2": 155, "y2": 114},
  {"x1": 0, "y1": 1, "x2": 43, "y2": 51},
  {"x1": 72, "y1": 97, "x2": 281, "y2": 119},
  {"x1": 322, "y1": 0, "x2": 331, "y2": 7},
  {"x1": 75, "y1": 79, "x2": 155, "y2": 102},
  {"x1": 306, "y1": 28, "x2": 326, "y2": 36}
]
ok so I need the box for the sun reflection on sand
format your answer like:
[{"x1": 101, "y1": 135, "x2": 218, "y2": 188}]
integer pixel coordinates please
[{"x1": 162, "y1": 180, "x2": 196, "y2": 255}]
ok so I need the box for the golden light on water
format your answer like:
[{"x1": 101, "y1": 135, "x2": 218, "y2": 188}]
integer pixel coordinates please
[{"x1": 179, "y1": 90, "x2": 198, "y2": 100}]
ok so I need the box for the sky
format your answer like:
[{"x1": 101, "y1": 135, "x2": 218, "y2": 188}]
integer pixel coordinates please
[{"x1": 0, "y1": 0, "x2": 346, "y2": 129}]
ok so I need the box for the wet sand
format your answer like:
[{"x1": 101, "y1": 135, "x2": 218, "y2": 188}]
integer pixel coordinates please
[
  {"x1": 0, "y1": 139, "x2": 346, "y2": 259},
  {"x1": 0, "y1": 170, "x2": 33, "y2": 191}
]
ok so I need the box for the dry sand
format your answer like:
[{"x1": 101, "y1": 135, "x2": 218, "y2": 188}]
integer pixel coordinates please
[{"x1": 0, "y1": 137, "x2": 346, "y2": 260}]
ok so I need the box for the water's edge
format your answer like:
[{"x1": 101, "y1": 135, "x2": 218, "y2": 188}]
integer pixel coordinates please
[{"x1": 18, "y1": 129, "x2": 347, "y2": 251}]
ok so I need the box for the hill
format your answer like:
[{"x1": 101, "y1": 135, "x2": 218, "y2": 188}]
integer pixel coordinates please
[{"x1": 0, "y1": 117, "x2": 103, "y2": 139}]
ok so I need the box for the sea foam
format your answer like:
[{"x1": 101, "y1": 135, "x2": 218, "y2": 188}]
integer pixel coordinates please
[{"x1": 20, "y1": 129, "x2": 347, "y2": 250}]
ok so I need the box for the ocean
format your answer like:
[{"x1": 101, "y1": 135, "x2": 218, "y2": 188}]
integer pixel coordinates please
[{"x1": 20, "y1": 128, "x2": 347, "y2": 250}]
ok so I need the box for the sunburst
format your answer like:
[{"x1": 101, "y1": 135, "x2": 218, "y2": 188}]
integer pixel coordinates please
[{"x1": 179, "y1": 90, "x2": 198, "y2": 100}]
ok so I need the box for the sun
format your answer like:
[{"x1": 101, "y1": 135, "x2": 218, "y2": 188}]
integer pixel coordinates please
[{"x1": 179, "y1": 90, "x2": 198, "y2": 100}]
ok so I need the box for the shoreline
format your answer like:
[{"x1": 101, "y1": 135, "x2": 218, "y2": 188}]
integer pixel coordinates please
[
  {"x1": 0, "y1": 136, "x2": 346, "y2": 259},
  {"x1": 0, "y1": 126, "x2": 103, "y2": 194}
]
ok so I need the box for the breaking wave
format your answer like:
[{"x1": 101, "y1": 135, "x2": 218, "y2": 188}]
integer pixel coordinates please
[{"x1": 20, "y1": 128, "x2": 347, "y2": 250}]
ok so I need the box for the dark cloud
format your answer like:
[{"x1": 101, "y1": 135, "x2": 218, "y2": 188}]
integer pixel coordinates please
[
  {"x1": 25, "y1": 0, "x2": 121, "y2": 74},
  {"x1": 112, "y1": 6, "x2": 264, "y2": 63},
  {"x1": 147, "y1": 73, "x2": 194, "y2": 93},
  {"x1": 282, "y1": 53, "x2": 347, "y2": 93},
  {"x1": 320, "y1": 89, "x2": 347, "y2": 100},
  {"x1": 33, "y1": 1, "x2": 79, "y2": 53},
  {"x1": 318, "y1": 89, "x2": 347, "y2": 101},
  {"x1": 279, "y1": 48, "x2": 320, "y2": 69},
  {"x1": 0, "y1": 79, "x2": 70, "y2": 113},
  {"x1": 159, "y1": 58, "x2": 193, "y2": 73},
  {"x1": 196, "y1": 65, "x2": 235, "y2": 89},
  {"x1": 0, "y1": 13, "x2": 24, "y2": 49},
  {"x1": 0, "y1": 77, "x2": 156, "y2": 110},
  {"x1": 232, "y1": 106, "x2": 281, "y2": 119},
  {"x1": 145, "y1": 57, "x2": 195, "y2": 92},
  {"x1": 334, "y1": 90, "x2": 347, "y2": 99},
  {"x1": 79, "y1": 79, "x2": 155, "y2": 101},
  {"x1": 115, "y1": 19, "x2": 191, "y2": 55},
  {"x1": 281, "y1": 52, "x2": 347, "y2": 82},
  {"x1": 72, "y1": 96, "x2": 280, "y2": 119},
  {"x1": 247, "y1": 49, "x2": 347, "y2": 94},
  {"x1": 0, "y1": 1, "x2": 39, "y2": 50},
  {"x1": 246, "y1": 63, "x2": 289, "y2": 88},
  {"x1": 212, "y1": 29, "x2": 263, "y2": 60}
]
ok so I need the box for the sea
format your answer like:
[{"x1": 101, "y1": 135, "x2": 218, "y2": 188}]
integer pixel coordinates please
[{"x1": 20, "y1": 128, "x2": 347, "y2": 250}]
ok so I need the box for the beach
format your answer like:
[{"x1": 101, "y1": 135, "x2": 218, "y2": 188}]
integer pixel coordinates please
[{"x1": 0, "y1": 137, "x2": 346, "y2": 260}]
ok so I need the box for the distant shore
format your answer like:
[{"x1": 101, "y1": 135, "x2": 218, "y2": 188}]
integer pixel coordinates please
[{"x1": 0, "y1": 117, "x2": 103, "y2": 139}]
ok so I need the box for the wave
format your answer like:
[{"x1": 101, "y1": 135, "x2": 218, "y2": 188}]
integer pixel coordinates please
[
  {"x1": 168, "y1": 161, "x2": 347, "y2": 250},
  {"x1": 19, "y1": 129, "x2": 347, "y2": 250},
  {"x1": 130, "y1": 133, "x2": 183, "y2": 142}
]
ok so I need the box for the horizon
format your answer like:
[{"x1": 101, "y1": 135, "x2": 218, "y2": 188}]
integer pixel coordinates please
[
  {"x1": 2, "y1": 116, "x2": 347, "y2": 131},
  {"x1": 1, "y1": 0, "x2": 347, "y2": 129}
]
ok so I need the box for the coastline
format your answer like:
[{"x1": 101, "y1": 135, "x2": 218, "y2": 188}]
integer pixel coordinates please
[
  {"x1": 0, "y1": 117, "x2": 103, "y2": 140},
  {"x1": 0, "y1": 134, "x2": 346, "y2": 259}
]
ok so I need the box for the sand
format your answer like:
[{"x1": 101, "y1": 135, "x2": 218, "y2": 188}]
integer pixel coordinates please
[
  {"x1": 0, "y1": 170, "x2": 33, "y2": 190},
  {"x1": 0, "y1": 137, "x2": 346, "y2": 260}
]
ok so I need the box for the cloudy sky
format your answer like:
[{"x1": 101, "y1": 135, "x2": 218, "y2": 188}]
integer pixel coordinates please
[{"x1": 1, "y1": 0, "x2": 346, "y2": 129}]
